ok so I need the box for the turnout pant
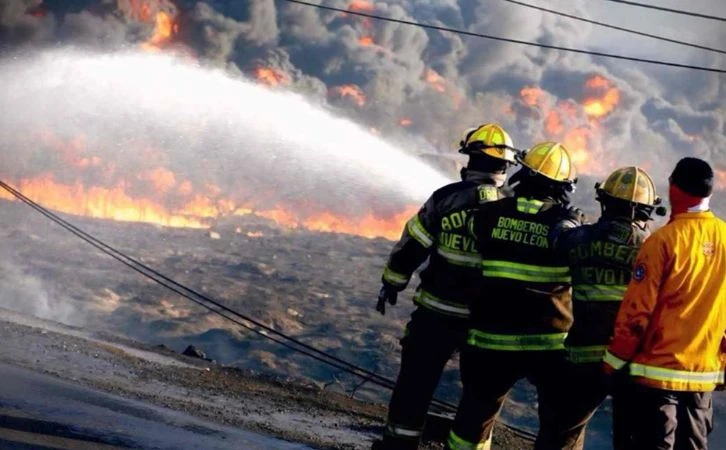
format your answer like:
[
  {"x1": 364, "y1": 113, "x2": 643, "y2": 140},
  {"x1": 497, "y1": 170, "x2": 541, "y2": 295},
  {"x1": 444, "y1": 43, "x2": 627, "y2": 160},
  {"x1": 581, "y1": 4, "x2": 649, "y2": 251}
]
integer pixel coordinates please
[
  {"x1": 549, "y1": 362, "x2": 632, "y2": 450},
  {"x1": 380, "y1": 308, "x2": 467, "y2": 450},
  {"x1": 447, "y1": 346, "x2": 568, "y2": 450},
  {"x1": 613, "y1": 383, "x2": 713, "y2": 450}
]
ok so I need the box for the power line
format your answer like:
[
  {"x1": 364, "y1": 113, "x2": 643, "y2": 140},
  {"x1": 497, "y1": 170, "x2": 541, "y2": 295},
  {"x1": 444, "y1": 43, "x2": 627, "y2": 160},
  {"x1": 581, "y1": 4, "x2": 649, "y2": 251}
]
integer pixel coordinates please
[
  {"x1": 278, "y1": 0, "x2": 726, "y2": 74},
  {"x1": 594, "y1": 0, "x2": 726, "y2": 22},
  {"x1": 501, "y1": 0, "x2": 726, "y2": 55},
  {"x1": 3, "y1": 179, "x2": 538, "y2": 434}
]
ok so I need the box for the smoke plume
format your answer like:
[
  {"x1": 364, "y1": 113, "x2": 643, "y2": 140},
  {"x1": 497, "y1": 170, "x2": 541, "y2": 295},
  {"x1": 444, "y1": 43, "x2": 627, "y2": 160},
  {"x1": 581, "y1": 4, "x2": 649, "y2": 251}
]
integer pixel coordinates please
[{"x1": 1, "y1": 0, "x2": 724, "y2": 219}]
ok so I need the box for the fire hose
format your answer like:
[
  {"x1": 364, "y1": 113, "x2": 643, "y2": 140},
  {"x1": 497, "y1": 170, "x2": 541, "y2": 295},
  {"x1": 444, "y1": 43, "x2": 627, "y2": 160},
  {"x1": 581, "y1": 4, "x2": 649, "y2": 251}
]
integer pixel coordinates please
[{"x1": 0, "y1": 179, "x2": 536, "y2": 442}]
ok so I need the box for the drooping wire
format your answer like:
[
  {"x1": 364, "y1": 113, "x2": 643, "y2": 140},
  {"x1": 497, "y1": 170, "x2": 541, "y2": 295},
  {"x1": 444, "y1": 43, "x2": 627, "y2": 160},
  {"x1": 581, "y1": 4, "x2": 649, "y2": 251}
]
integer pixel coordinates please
[
  {"x1": 276, "y1": 0, "x2": 726, "y2": 73},
  {"x1": 592, "y1": 0, "x2": 726, "y2": 22},
  {"x1": 501, "y1": 0, "x2": 726, "y2": 55},
  {"x1": 3, "y1": 180, "x2": 528, "y2": 428}
]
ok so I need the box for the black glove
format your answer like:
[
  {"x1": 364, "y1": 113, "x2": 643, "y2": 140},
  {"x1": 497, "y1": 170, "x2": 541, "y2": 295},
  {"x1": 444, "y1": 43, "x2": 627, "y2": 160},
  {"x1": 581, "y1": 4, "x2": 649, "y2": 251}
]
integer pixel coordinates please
[{"x1": 376, "y1": 285, "x2": 398, "y2": 315}]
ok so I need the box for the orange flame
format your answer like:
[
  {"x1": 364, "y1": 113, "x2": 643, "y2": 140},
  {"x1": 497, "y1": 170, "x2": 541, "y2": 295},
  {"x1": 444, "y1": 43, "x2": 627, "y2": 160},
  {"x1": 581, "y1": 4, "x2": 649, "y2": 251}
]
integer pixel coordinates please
[
  {"x1": 253, "y1": 206, "x2": 417, "y2": 240},
  {"x1": 331, "y1": 84, "x2": 366, "y2": 107},
  {"x1": 398, "y1": 118, "x2": 413, "y2": 127},
  {"x1": 0, "y1": 174, "x2": 418, "y2": 240},
  {"x1": 122, "y1": 1, "x2": 178, "y2": 52},
  {"x1": 348, "y1": 0, "x2": 375, "y2": 12},
  {"x1": 561, "y1": 128, "x2": 592, "y2": 168},
  {"x1": 358, "y1": 36, "x2": 374, "y2": 46},
  {"x1": 519, "y1": 81, "x2": 617, "y2": 177},
  {"x1": 254, "y1": 67, "x2": 289, "y2": 87},
  {"x1": 582, "y1": 75, "x2": 620, "y2": 119},
  {"x1": 246, "y1": 231, "x2": 265, "y2": 238},
  {"x1": 0, "y1": 174, "x2": 210, "y2": 228},
  {"x1": 715, "y1": 169, "x2": 726, "y2": 190},
  {"x1": 424, "y1": 69, "x2": 446, "y2": 93},
  {"x1": 520, "y1": 86, "x2": 547, "y2": 108}
]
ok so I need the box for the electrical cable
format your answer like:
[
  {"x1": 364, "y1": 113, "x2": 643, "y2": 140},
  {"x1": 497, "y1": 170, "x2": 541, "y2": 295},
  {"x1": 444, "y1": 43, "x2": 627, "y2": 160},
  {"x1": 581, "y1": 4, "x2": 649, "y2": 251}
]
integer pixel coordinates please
[
  {"x1": 277, "y1": 0, "x2": 726, "y2": 73},
  {"x1": 501, "y1": 0, "x2": 726, "y2": 55},
  {"x1": 593, "y1": 0, "x2": 726, "y2": 22},
  {"x1": 4, "y1": 180, "x2": 535, "y2": 428}
]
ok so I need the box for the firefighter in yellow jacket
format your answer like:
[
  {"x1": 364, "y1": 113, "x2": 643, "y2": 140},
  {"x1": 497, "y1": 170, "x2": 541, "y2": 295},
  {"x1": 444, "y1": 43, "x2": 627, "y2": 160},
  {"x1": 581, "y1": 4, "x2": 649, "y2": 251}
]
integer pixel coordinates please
[
  {"x1": 553, "y1": 167, "x2": 665, "y2": 450},
  {"x1": 373, "y1": 124, "x2": 519, "y2": 450},
  {"x1": 445, "y1": 142, "x2": 584, "y2": 450},
  {"x1": 604, "y1": 157, "x2": 726, "y2": 450}
]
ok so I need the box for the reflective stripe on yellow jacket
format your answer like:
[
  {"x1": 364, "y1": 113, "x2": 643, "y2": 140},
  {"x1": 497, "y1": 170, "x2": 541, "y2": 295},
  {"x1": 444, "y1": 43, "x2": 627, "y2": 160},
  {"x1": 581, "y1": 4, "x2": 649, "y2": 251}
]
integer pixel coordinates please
[{"x1": 606, "y1": 211, "x2": 726, "y2": 391}]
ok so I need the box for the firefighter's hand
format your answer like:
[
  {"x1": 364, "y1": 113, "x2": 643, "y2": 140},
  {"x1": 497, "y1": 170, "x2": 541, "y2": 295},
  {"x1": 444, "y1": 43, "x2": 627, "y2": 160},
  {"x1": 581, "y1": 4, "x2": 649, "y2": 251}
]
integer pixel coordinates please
[
  {"x1": 566, "y1": 205, "x2": 586, "y2": 224},
  {"x1": 376, "y1": 285, "x2": 398, "y2": 315}
]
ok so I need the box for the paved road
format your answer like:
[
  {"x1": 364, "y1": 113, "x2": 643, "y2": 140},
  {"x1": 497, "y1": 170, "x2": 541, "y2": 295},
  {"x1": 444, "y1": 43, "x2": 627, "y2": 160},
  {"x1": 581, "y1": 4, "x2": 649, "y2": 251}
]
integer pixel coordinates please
[{"x1": 0, "y1": 363, "x2": 314, "y2": 449}]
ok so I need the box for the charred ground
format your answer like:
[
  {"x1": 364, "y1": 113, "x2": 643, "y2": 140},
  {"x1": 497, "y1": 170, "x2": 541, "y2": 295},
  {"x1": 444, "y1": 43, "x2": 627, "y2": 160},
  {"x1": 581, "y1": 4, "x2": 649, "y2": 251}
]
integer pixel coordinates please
[{"x1": 0, "y1": 200, "x2": 535, "y2": 449}]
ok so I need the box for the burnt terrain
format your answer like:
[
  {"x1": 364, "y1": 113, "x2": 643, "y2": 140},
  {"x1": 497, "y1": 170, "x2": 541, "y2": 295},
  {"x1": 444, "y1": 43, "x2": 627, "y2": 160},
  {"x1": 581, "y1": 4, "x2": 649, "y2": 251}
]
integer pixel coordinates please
[{"x1": 0, "y1": 200, "x2": 536, "y2": 449}]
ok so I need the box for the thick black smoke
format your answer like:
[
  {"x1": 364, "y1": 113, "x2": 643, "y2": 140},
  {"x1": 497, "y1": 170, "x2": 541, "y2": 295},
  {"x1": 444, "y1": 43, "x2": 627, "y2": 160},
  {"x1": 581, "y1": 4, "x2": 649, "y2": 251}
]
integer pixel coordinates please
[{"x1": 1, "y1": 0, "x2": 724, "y2": 214}]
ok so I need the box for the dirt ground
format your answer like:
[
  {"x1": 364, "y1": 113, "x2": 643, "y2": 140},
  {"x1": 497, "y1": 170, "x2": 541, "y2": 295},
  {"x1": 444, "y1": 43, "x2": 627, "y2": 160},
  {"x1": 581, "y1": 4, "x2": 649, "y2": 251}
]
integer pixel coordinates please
[{"x1": 0, "y1": 307, "x2": 533, "y2": 449}]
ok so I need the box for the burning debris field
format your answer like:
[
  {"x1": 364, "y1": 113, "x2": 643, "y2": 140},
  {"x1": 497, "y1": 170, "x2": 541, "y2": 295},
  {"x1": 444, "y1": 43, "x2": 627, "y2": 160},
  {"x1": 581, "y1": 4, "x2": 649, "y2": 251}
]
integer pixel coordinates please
[
  {"x1": 1, "y1": 1, "x2": 726, "y2": 449},
  {"x1": 0, "y1": 198, "x2": 542, "y2": 449}
]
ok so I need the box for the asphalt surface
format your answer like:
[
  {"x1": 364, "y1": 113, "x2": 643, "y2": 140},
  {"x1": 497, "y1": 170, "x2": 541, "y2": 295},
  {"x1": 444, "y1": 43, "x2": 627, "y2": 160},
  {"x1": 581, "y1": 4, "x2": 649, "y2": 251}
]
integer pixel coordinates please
[{"x1": 0, "y1": 363, "x2": 313, "y2": 450}]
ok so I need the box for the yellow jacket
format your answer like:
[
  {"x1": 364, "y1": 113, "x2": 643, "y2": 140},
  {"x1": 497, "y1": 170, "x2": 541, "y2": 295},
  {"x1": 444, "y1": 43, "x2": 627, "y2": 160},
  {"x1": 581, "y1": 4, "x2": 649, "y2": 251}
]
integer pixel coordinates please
[{"x1": 604, "y1": 211, "x2": 726, "y2": 391}]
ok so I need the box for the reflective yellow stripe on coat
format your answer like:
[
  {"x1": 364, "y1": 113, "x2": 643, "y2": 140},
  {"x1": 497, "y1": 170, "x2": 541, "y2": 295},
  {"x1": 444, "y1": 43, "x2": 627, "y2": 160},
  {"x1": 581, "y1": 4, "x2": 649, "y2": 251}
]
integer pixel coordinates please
[
  {"x1": 468, "y1": 330, "x2": 567, "y2": 351},
  {"x1": 573, "y1": 284, "x2": 627, "y2": 302},
  {"x1": 382, "y1": 265, "x2": 409, "y2": 288},
  {"x1": 481, "y1": 260, "x2": 571, "y2": 284},
  {"x1": 414, "y1": 289, "x2": 470, "y2": 318},
  {"x1": 567, "y1": 345, "x2": 608, "y2": 364},
  {"x1": 406, "y1": 215, "x2": 434, "y2": 248}
]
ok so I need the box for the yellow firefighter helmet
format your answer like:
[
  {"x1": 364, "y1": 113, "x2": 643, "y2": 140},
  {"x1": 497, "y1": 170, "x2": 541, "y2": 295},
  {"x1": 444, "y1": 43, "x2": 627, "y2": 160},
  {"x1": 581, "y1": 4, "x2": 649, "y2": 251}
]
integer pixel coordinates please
[
  {"x1": 458, "y1": 123, "x2": 517, "y2": 163},
  {"x1": 519, "y1": 142, "x2": 576, "y2": 184},
  {"x1": 596, "y1": 166, "x2": 660, "y2": 206}
]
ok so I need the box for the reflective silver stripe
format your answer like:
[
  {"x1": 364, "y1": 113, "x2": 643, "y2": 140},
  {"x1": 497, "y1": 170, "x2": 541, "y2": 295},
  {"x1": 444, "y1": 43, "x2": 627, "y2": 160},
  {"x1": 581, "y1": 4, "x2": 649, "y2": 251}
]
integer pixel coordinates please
[
  {"x1": 406, "y1": 215, "x2": 434, "y2": 248},
  {"x1": 383, "y1": 265, "x2": 409, "y2": 287},
  {"x1": 386, "y1": 423, "x2": 423, "y2": 438},
  {"x1": 573, "y1": 284, "x2": 627, "y2": 302},
  {"x1": 447, "y1": 430, "x2": 491, "y2": 450},
  {"x1": 414, "y1": 289, "x2": 469, "y2": 318},
  {"x1": 467, "y1": 330, "x2": 567, "y2": 351},
  {"x1": 603, "y1": 350, "x2": 627, "y2": 370},
  {"x1": 481, "y1": 260, "x2": 571, "y2": 283},
  {"x1": 629, "y1": 363, "x2": 725, "y2": 385},
  {"x1": 437, "y1": 247, "x2": 481, "y2": 268},
  {"x1": 567, "y1": 345, "x2": 607, "y2": 363}
]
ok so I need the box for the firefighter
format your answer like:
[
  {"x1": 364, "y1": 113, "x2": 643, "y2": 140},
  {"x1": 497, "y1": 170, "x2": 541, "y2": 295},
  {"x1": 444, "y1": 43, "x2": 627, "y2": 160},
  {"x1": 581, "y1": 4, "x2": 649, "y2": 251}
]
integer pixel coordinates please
[
  {"x1": 604, "y1": 157, "x2": 726, "y2": 450},
  {"x1": 552, "y1": 166, "x2": 665, "y2": 450},
  {"x1": 445, "y1": 141, "x2": 584, "y2": 450},
  {"x1": 373, "y1": 123, "x2": 519, "y2": 450}
]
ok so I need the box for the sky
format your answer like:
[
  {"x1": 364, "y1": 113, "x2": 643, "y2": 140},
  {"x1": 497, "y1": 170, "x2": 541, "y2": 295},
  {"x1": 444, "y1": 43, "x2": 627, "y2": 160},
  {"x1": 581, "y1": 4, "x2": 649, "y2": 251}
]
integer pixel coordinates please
[{"x1": 1, "y1": 0, "x2": 724, "y2": 218}]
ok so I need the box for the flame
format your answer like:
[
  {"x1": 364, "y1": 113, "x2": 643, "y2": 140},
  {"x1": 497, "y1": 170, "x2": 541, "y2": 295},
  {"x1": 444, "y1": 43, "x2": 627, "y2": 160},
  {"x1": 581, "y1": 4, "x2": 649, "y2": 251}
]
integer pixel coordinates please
[
  {"x1": 0, "y1": 173, "x2": 418, "y2": 240},
  {"x1": 246, "y1": 231, "x2": 265, "y2": 238},
  {"x1": 1, "y1": 131, "x2": 421, "y2": 240},
  {"x1": 253, "y1": 206, "x2": 417, "y2": 240},
  {"x1": 424, "y1": 69, "x2": 446, "y2": 93},
  {"x1": 582, "y1": 75, "x2": 620, "y2": 119},
  {"x1": 330, "y1": 84, "x2": 366, "y2": 107},
  {"x1": 561, "y1": 128, "x2": 592, "y2": 168},
  {"x1": 122, "y1": 1, "x2": 178, "y2": 52},
  {"x1": 544, "y1": 110, "x2": 564, "y2": 136},
  {"x1": 0, "y1": 174, "x2": 210, "y2": 228},
  {"x1": 398, "y1": 118, "x2": 412, "y2": 127},
  {"x1": 348, "y1": 0, "x2": 375, "y2": 12},
  {"x1": 140, "y1": 11, "x2": 176, "y2": 52},
  {"x1": 715, "y1": 169, "x2": 726, "y2": 190},
  {"x1": 520, "y1": 86, "x2": 547, "y2": 108},
  {"x1": 519, "y1": 79, "x2": 620, "y2": 177},
  {"x1": 254, "y1": 67, "x2": 289, "y2": 87},
  {"x1": 358, "y1": 36, "x2": 374, "y2": 46}
]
